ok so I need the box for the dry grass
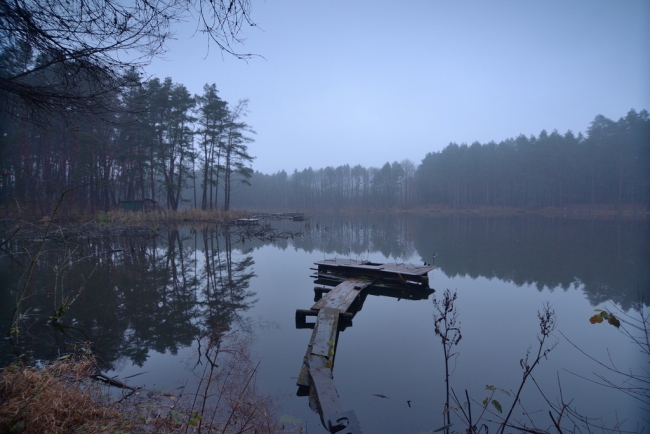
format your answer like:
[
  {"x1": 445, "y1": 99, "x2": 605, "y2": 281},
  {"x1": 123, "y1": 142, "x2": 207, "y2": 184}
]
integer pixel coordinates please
[
  {"x1": 103, "y1": 208, "x2": 250, "y2": 226},
  {"x1": 0, "y1": 356, "x2": 130, "y2": 434},
  {"x1": 0, "y1": 332, "x2": 279, "y2": 434}
]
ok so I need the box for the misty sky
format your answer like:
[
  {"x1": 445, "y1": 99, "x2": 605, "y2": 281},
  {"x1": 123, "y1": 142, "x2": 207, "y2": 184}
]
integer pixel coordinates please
[{"x1": 147, "y1": 1, "x2": 650, "y2": 175}]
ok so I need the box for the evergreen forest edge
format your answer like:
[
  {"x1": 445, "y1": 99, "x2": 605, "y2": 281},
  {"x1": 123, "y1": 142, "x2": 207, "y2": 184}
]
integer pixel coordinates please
[
  {"x1": 240, "y1": 109, "x2": 649, "y2": 213},
  {"x1": 1, "y1": 71, "x2": 648, "y2": 218}
]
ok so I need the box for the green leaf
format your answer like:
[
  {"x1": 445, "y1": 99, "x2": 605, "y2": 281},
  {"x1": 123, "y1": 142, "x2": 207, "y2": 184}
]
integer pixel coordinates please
[
  {"x1": 485, "y1": 385, "x2": 495, "y2": 391},
  {"x1": 482, "y1": 398, "x2": 489, "y2": 407},
  {"x1": 492, "y1": 399, "x2": 502, "y2": 413}
]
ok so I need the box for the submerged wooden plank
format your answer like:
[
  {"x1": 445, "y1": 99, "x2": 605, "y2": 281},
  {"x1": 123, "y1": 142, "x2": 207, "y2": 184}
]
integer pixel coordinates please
[
  {"x1": 296, "y1": 352, "x2": 311, "y2": 388},
  {"x1": 296, "y1": 328, "x2": 319, "y2": 387},
  {"x1": 309, "y1": 356, "x2": 363, "y2": 433},
  {"x1": 312, "y1": 278, "x2": 372, "y2": 312},
  {"x1": 308, "y1": 355, "x2": 343, "y2": 427}
]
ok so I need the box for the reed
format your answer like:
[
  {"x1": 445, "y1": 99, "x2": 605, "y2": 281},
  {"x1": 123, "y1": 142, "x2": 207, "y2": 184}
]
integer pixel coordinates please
[{"x1": 102, "y1": 208, "x2": 250, "y2": 226}]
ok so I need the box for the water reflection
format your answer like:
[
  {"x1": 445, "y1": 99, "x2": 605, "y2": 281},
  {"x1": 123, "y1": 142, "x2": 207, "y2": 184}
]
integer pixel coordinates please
[
  {"x1": 411, "y1": 216, "x2": 649, "y2": 309},
  {"x1": 1, "y1": 215, "x2": 647, "y2": 370},
  {"x1": 271, "y1": 214, "x2": 648, "y2": 309},
  {"x1": 0, "y1": 226, "x2": 258, "y2": 368}
]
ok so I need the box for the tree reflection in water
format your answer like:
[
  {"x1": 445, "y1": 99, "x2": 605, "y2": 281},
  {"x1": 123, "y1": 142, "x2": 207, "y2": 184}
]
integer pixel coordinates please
[
  {"x1": 0, "y1": 226, "x2": 258, "y2": 369},
  {"x1": 200, "y1": 226, "x2": 257, "y2": 336}
]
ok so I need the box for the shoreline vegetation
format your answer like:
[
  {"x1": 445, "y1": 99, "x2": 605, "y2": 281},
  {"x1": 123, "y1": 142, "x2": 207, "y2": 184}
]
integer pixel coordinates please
[
  {"x1": 1, "y1": 203, "x2": 647, "y2": 228},
  {"x1": 274, "y1": 203, "x2": 649, "y2": 220},
  {"x1": 0, "y1": 338, "x2": 280, "y2": 434},
  {"x1": 116, "y1": 204, "x2": 648, "y2": 222}
]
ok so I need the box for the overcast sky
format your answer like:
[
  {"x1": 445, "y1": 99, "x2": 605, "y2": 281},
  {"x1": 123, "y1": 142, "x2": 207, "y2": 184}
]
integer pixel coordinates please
[{"x1": 147, "y1": 1, "x2": 650, "y2": 175}]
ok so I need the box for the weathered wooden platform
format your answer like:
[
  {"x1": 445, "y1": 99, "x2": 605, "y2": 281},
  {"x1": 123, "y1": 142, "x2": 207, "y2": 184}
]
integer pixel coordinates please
[
  {"x1": 295, "y1": 259, "x2": 435, "y2": 434},
  {"x1": 315, "y1": 258, "x2": 434, "y2": 286},
  {"x1": 234, "y1": 218, "x2": 259, "y2": 225}
]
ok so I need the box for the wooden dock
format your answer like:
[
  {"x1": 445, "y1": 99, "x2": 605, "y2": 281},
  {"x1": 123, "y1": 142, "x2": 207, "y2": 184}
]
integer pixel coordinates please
[
  {"x1": 314, "y1": 258, "x2": 434, "y2": 287},
  {"x1": 234, "y1": 218, "x2": 259, "y2": 225},
  {"x1": 295, "y1": 259, "x2": 434, "y2": 433}
]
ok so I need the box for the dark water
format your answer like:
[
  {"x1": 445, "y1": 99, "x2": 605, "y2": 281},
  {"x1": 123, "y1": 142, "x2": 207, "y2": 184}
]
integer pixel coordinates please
[{"x1": 1, "y1": 214, "x2": 648, "y2": 432}]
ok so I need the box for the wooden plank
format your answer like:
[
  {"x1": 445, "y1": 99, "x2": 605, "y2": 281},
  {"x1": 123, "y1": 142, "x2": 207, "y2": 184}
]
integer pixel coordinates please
[
  {"x1": 379, "y1": 262, "x2": 435, "y2": 275},
  {"x1": 316, "y1": 258, "x2": 384, "y2": 270},
  {"x1": 296, "y1": 324, "x2": 320, "y2": 387},
  {"x1": 316, "y1": 269, "x2": 430, "y2": 287},
  {"x1": 296, "y1": 351, "x2": 310, "y2": 387},
  {"x1": 315, "y1": 258, "x2": 434, "y2": 278},
  {"x1": 308, "y1": 356, "x2": 343, "y2": 428},
  {"x1": 311, "y1": 308, "x2": 339, "y2": 358},
  {"x1": 312, "y1": 278, "x2": 372, "y2": 312},
  {"x1": 308, "y1": 356, "x2": 363, "y2": 433},
  {"x1": 313, "y1": 272, "x2": 431, "y2": 291},
  {"x1": 297, "y1": 307, "x2": 339, "y2": 387}
]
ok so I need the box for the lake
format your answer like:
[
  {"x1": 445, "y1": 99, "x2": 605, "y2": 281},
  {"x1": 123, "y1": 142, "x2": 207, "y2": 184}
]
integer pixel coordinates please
[{"x1": 1, "y1": 214, "x2": 648, "y2": 433}]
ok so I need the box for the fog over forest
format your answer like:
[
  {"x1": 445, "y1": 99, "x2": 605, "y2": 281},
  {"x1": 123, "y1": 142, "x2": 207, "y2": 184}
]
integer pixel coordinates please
[
  {"x1": 1, "y1": 73, "x2": 647, "y2": 215},
  {"x1": 233, "y1": 110, "x2": 649, "y2": 210}
]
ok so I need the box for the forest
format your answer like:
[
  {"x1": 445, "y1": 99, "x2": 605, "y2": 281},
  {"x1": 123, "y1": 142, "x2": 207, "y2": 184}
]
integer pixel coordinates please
[
  {"x1": 233, "y1": 109, "x2": 649, "y2": 210},
  {"x1": 0, "y1": 71, "x2": 255, "y2": 217},
  {"x1": 1, "y1": 51, "x2": 648, "y2": 216},
  {"x1": 2, "y1": 69, "x2": 648, "y2": 216}
]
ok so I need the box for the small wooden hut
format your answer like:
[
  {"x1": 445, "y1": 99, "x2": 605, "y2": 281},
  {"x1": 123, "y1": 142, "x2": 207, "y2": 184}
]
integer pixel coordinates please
[{"x1": 118, "y1": 198, "x2": 158, "y2": 212}]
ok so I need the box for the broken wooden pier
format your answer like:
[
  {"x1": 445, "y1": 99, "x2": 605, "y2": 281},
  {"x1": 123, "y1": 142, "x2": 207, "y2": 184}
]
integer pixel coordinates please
[{"x1": 295, "y1": 259, "x2": 435, "y2": 433}]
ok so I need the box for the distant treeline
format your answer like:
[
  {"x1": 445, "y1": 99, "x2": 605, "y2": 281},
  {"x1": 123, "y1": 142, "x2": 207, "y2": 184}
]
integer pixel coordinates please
[{"x1": 232, "y1": 110, "x2": 649, "y2": 210}]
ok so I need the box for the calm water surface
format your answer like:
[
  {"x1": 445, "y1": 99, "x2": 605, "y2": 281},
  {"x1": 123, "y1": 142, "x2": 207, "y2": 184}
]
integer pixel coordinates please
[{"x1": 1, "y1": 214, "x2": 648, "y2": 433}]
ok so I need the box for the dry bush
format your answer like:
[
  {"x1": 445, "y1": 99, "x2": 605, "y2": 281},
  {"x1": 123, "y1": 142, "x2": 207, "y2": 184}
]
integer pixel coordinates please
[
  {"x1": 0, "y1": 356, "x2": 130, "y2": 434},
  {"x1": 1, "y1": 331, "x2": 278, "y2": 434},
  {"x1": 179, "y1": 329, "x2": 279, "y2": 433}
]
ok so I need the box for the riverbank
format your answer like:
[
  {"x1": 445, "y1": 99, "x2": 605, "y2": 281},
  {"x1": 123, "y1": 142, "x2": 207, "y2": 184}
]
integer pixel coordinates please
[
  {"x1": 242, "y1": 204, "x2": 648, "y2": 220},
  {"x1": 399, "y1": 204, "x2": 648, "y2": 219},
  {"x1": 92, "y1": 208, "x2": 251, "y2": 227},
  {"x1": 3, "y1": 203, "x2": 647, "y2": 226}
]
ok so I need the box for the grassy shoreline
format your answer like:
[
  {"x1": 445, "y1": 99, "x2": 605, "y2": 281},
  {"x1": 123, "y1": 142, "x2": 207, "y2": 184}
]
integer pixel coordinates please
[
  {"x1": 97, "y1": 208, "x2": 251, "y2": 226},
  {"x1": 4, "y1": 203, "x2": 646, "y2": 226}
]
